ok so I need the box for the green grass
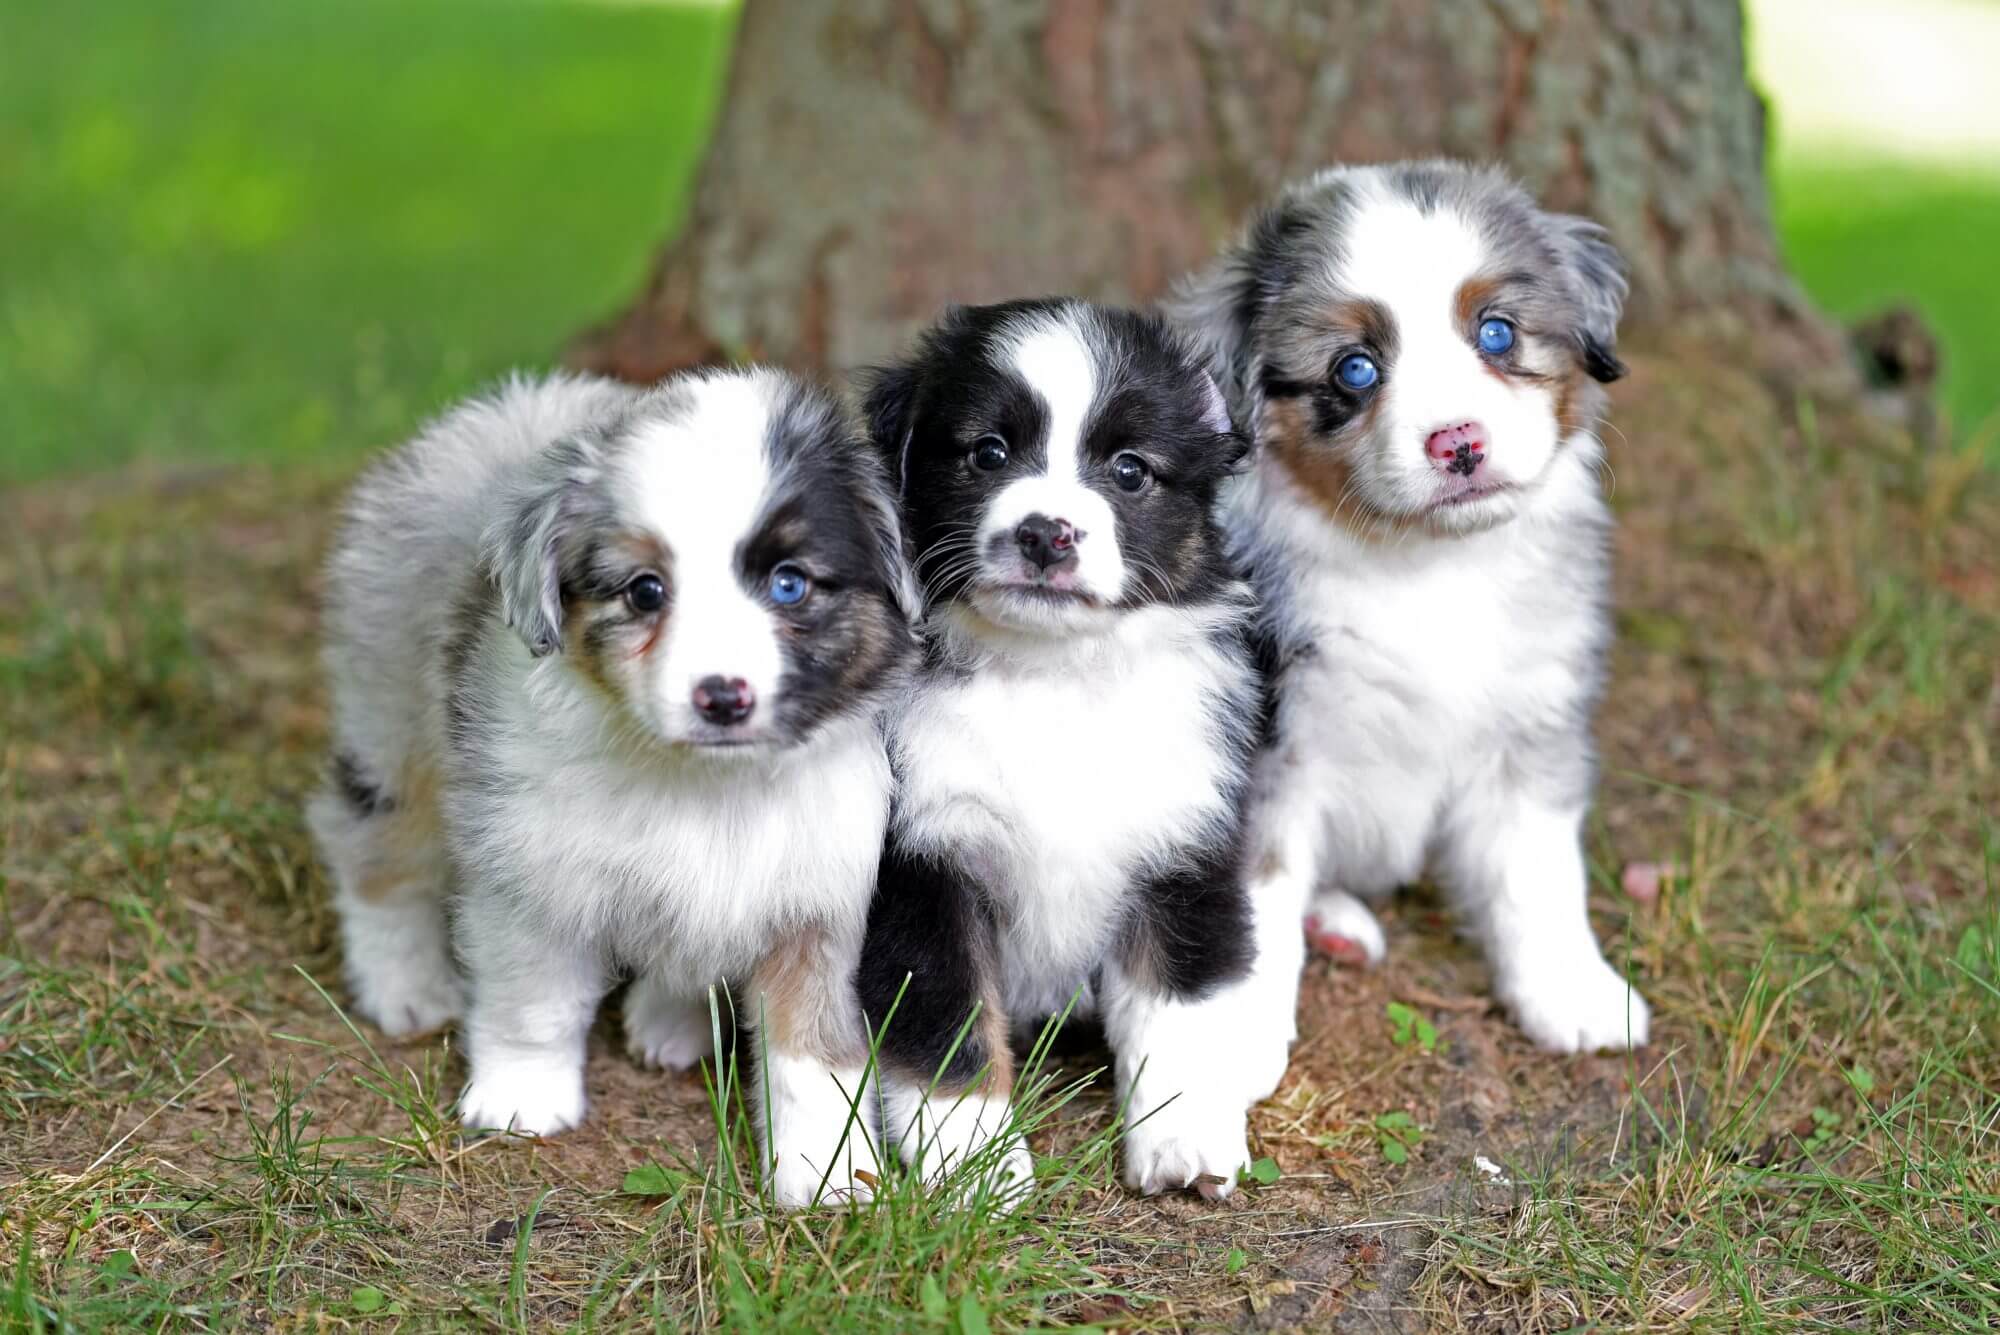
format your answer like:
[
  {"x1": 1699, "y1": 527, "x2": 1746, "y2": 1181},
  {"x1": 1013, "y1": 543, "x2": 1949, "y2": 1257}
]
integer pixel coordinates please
[
  {"x1": 0, "y1": 0, "x2": 734, "y2": 484},
  {"x1": 1772, "y1": 156, "x2": 2000, "y2": 450}
]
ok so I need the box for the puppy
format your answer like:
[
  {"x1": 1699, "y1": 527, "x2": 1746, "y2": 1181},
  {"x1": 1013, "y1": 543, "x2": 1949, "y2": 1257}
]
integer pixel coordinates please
[
  {"x1": 1170, "y1": 160, "x2": 1650, "y2": 1053},
  {"x1": 307, "y1": 369, "x2": 915, "y2": 1205},
  {"x1": 856, "y1": 299, "x2": 1291, "y2": 1199}
]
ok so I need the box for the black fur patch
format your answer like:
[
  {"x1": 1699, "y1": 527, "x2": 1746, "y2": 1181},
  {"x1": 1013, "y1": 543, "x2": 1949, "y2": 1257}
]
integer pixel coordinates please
[
  {"x1": 332, "y1": 751, "x2": 390, "y2": 816},
  {"x1": 856, "y1": 839, "x2": 1001, "y2": 1088},
  {"x1": 1121, "y1": 836, "x2": 1255, "y2": 999}
]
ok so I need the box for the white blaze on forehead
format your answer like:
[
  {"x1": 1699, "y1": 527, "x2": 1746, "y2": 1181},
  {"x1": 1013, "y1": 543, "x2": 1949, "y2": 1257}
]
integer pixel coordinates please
[
  {"x1": 1332, "y1": 178, "x2": 1564, "y2": 501},
  {"x1": 979, "y1": 312, "x2": 1128, "y2": 608},
  {"x1": 617, "y1": 376, "x2": 785, "y2": 724},
  {"x1": 1005, "y1": 315, "x2": 1098, "y2": 484},
  {"x1": 1337, "y1": 183, "x2": 1486, "y2": 337}
]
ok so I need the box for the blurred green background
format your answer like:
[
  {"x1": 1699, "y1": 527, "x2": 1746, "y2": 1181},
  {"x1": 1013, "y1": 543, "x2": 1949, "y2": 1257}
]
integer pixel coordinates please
[{"x1": 2, "y1": 0, "x2": 1994, "y2": 486}]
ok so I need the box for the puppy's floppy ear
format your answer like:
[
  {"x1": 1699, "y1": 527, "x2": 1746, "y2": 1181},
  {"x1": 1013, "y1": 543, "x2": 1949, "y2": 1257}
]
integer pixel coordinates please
[
  {"x1": 480, "y1": 435, "x2": 600, "y2": 658},
  {"x1": 1167, "y1": 193, "x2": 1314, "y2": 437},
  {"x1": 855, "y1": 451, "x2": 926, "y2": 627},
  {"x1": 1546, "y1": 212, "x2": 1630, "y2": 383},
  {"x1": 860, "y1": 360, "x2": 921, "y2": 494}
]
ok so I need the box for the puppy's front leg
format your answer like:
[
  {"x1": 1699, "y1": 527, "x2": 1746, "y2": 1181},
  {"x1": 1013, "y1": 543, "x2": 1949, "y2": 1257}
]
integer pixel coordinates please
[
  {"x1": 750, "y1": 922, "x2": 881, "y2": 1208},
  {"x1": 1105, "y1": 851, "x2": 1263, "y2": 1199},
  {"x1": 456, "y1": 900, "x2": 608, "y2": 1137},
  {"x1": 1443, "y1": 795, "x2": 1651, "y2": 1053},
  {"x1": 858, "y1": 843, "x2": 1031, "y2": 1200}
]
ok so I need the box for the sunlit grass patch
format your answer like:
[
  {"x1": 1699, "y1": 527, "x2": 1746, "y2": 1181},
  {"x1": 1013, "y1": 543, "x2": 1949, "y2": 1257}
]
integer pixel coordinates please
[
  {"x1": 0, "y1": 0, "x2": 735, "y2": 484},
  {"x1": 1771, "y1": 156, "x2": 2000, "y2": 458}
]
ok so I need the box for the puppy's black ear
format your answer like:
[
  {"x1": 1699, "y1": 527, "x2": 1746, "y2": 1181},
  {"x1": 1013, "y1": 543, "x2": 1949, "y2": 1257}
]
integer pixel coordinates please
[
  {"x1": 1196, "y1": 367, "x2": 1251, "y2": 473},
  {"x1": 1547, "y1": 213, "x2": 1630, "y2": 383},
  {"x1": 861, "y1": 360, "x2": 921, "y2": 493},
  {"x1": 480, "y1": 436, "x2": 599, "y2": 658}
]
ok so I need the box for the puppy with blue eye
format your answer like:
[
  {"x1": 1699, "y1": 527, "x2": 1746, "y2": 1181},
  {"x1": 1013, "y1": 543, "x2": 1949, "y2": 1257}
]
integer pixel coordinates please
[
  {"x1": 1171, "y1": 159, "x2": 1650, "y2": 1054},
  {"x1": 856, "y1": 299, "x2": 1290, "y2": 1199},
  {"x1": 307, "y1": 368, "x2": 915, "y2": 1206}
]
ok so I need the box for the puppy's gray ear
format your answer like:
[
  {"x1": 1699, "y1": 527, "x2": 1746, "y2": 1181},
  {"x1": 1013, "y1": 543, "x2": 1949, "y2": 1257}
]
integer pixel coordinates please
[
  {"x1": 480, "y1": 437, "x2": 599, "y2": 658},
  {"x1": 1547, "y1": 213, "x2": 1630, "y2": 383},
  {"x1": 1166, "y1": 195, "x2": 1312, "y2": 434}
]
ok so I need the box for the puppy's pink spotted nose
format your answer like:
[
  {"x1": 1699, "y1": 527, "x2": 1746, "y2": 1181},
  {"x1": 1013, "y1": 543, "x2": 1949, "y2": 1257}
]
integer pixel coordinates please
[{"x1": 1426, "y1": 420, "x2": 1487, "y2": 478}]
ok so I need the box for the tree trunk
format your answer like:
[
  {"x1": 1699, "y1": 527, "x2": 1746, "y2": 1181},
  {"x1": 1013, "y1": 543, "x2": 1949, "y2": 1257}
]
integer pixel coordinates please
[{"x1": 573, "y1": 0, "x2": 1835, "y2": 382}]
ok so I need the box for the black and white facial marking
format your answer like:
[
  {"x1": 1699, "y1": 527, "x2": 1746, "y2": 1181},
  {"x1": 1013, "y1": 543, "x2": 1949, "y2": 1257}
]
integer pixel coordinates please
[
  {"x1": 483, "y1": 369, "x2": 914, "y2": 750},
  {"x1": 866, "y1": 299, "x2": 1244, "y2": 636},
  {"x1": 1171, "y1": 160, "x2": 1628, "y2": 537}
]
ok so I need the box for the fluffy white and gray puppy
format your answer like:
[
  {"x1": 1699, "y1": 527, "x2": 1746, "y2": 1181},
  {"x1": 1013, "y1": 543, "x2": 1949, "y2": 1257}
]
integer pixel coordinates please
[
  {"x1": 307, "y1": 369, "x2": 915, "y2": 1205},
  {"x1": 1170, "y1": 160, "x2": 1650, "y2": 1053}
]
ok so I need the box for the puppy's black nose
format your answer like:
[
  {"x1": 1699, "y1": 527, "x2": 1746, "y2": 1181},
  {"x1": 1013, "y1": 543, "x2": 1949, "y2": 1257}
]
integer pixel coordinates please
[
  {"x1": 1015, "y1": 514, "x2": 1077, "y2": 571},
  {"x1": 692, "y1": 675, "x2": 755, "y2": 726}
]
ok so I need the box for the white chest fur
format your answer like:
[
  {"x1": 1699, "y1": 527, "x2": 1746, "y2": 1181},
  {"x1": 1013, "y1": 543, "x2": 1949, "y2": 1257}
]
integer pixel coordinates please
[
  {"x1": 1242, "y1": 448, "x2": 1608, "y2": 768},
  {"x1": 449, "y1": 646, "x2": 891, "y2": 985},
  {"x1": 891, "y1": 608, "x2": 1241, "y2": 1010}
]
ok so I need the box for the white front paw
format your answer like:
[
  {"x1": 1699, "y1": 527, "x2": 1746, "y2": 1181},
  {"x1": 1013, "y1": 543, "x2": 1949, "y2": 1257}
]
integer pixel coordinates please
[
  {"x1": 1500, "y1": 956, "x2": 1651, "y2": 1053},
  {"x1": 354, "y1": 968, "x2": 464, "y2": 1038},
  {"x1": 623, "y1": 987, "x2": 714, "y2": 1071},
  {"x1": 460, "y1": 1060, "x2": 587, "y2": 1136},
  {"x1": 768, "y1": 1126, "x2": 880, "y2": 1209},
  {"x1": 1123, "y1": 1094, "x2": 1249, "y2": 1200}
]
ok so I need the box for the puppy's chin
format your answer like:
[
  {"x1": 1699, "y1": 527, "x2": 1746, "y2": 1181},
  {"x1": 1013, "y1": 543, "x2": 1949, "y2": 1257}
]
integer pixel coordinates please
[
  {"x1": 965, "y1": 583, "x2": 1115, "y2": 637},
  {"x1": 620, "y1": 705, "x2": 795, "y2": 758}
]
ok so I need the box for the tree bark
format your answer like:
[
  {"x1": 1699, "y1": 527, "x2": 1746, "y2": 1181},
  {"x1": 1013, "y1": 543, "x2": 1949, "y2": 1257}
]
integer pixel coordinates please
[{"x1": 573, "y1": 0, "x2": 1834, "y2": 382}]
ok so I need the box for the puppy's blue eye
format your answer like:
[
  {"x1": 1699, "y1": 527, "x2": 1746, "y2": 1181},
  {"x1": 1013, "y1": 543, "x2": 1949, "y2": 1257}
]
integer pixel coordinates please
[
  {"x1": 1478, "y1": 318, "x2": 1516, "y2": 355},
  {"x1": 769, "y1": 563, "x2": 810, "y2": 606},
  {"x1": 1335, "y1": 354, "x2": 1378, "y2": 390},
  {"x1": 973, "y1": 434, "x2": 1008, "y2": 471}
]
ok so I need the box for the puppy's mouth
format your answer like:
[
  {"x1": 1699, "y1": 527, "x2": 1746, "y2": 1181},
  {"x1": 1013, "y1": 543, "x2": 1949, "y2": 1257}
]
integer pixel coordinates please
[
  {"x1": 984, "y1": 580, "x2": 1099, "y2": 606},
  {"x1": 1428, "y1": 480, "x2": 1517, "y2": 511}
]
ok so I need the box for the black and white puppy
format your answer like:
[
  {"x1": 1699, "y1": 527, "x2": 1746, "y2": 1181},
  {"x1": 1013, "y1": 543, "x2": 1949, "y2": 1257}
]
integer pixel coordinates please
[
  {"x1": 1170, "y1": 160, "x2": 1650, "y2": 1052},
  {"x1": 308, "y1": 369, "x2": 915, "y2": 1205},
  {"x1": 857, "y1": 299, "x2": 1290, "y2": 1198}
]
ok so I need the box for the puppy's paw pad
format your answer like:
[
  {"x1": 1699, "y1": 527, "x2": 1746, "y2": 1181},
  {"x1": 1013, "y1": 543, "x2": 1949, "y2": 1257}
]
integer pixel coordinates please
[
  {"x1": 1503, "y1": 959, "x2": 1650, "y2": 1053},
  {"x1": 460, "y1": 1068, "x2": 586, "y2": 1138},
  {"x1": 1303, "y1": 891, "x2": 1386, "y2": 966}
]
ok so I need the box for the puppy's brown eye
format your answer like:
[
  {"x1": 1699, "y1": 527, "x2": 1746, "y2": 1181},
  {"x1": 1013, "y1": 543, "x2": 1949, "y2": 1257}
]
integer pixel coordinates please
[
  {"x1": 625, "y1": 574, "x2": 666, "y2": 614},
  {"x1": 973, "y1": 434, "x2": 1009, "y2": 471},
  {"x1": 1111, "y1": 452, "x2": 1151, "y2": 493}
]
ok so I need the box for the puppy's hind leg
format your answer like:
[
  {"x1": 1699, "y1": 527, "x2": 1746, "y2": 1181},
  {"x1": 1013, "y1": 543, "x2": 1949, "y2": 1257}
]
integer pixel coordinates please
[
  {"x1": 1247, "y1": 765, "x2": 1386, "y2": 969},
  {"x1": 307, "y1": 754, "x2": 461, "y2": 1037}
]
